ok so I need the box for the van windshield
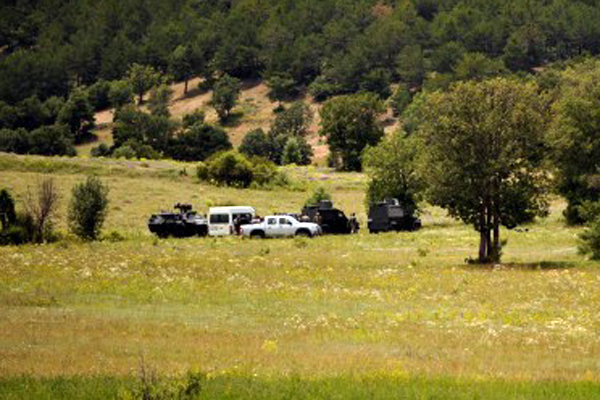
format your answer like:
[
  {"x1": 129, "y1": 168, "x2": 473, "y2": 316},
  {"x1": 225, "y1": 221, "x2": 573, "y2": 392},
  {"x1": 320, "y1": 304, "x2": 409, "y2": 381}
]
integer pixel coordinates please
[{"x1": 210, "y1": 214, "x2": 229, "y2": 224}]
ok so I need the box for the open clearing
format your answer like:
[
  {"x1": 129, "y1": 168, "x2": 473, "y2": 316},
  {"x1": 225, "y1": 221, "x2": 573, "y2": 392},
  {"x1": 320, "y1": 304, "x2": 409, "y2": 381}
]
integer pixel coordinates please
[{"x1": 1, "y1": 153, "x2": 600, "y2": 398}]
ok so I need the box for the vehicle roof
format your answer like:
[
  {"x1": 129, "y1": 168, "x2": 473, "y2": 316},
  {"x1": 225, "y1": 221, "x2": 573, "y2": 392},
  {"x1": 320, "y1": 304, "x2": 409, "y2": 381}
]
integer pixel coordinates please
[{"x1": 209, "y1": 206, "x2": 256, "y2": 214}]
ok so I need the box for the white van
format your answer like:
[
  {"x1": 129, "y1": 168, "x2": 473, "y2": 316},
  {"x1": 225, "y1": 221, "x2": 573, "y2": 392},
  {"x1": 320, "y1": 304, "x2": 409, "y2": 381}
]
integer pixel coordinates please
[{"x1": 208, "y1": 206, "x2": 256, "y2": 236}]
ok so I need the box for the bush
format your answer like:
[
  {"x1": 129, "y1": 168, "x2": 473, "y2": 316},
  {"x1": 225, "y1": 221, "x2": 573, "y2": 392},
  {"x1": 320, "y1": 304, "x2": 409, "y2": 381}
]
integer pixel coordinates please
[
  {"x1": 197, "y1": 151, "x2": 288, "y2": 189},
  {"x1": 304, "y1": 187, "x2": 331, "y2": 207},
  {"x1": 203, "y1": 151, "x2": 254, "y2": 188},
  {"x1": 166, "y1": 123, "x2": 231, "y2": 161},
  {"x1": 0, "y1": 188, "x2": 17, "y2": 230},
  {"x1": 0, "y1": 225, "x2": 29, "y2": 245},
  {"x1": 212, "y1": 74, "x2": 241, "y2": 121},
  {"x1": 28, "y1": 124, "x2": 76, "y2": 156},
  {"x1": 87, "y1": 80, "x2": 111, "y2": 111},
  {"x1": 90, "y1": 143, "x2": 111, "y2": 157},
  {"x1": 579, "y1": 217, "x2": 600, "y2": 260},
  {"x1": 68, "y1": 176, "x2": 109, "y2": 240},
  {"x1": 281, "y1": 136, "x2": 312, "y2": 165},
  {"x1": 239, "y1": 128, "x2": 270, "y2": 159},
  {"x1": 390, "y1": 84, "x2": 412, "y2": 117}
]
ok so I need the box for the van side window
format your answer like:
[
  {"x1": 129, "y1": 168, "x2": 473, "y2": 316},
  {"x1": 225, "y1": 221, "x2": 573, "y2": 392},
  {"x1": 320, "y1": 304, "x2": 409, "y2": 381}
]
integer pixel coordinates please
[
  {"x1": 210, "y1": 214, "x2": 229, "y2": 224},
  {"x1": 267, "y1": 218, "x2": 277, "y2": 225}
]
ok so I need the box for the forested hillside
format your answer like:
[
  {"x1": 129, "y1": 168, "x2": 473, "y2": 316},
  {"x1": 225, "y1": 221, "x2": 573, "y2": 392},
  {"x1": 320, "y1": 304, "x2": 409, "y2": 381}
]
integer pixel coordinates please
[
  {"x1": 1, "y1": 0, "x2": 600, "y2": 164},
  {"x1": 2, "y1": 0, "x2": 600, "y2": 103}
]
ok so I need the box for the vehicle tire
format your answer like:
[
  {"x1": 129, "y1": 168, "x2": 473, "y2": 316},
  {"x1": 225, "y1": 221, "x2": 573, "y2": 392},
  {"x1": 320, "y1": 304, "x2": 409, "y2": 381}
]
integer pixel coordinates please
[
  {"x1": 369, "y1": 229, "x2": 378, "y2": 234},
  {"x1": 250, "y1": 230, "x2": 265, "y2": 239},
  {"x1": 295, "y1": 229, "x2": 312, "y2": 238}
]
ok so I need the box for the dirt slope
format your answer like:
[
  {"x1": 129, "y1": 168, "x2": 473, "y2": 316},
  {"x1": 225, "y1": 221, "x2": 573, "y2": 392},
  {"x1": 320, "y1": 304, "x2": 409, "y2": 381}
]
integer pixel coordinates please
[{"x1": 81, "y1": 78, "x2": 399, "y2": 164}]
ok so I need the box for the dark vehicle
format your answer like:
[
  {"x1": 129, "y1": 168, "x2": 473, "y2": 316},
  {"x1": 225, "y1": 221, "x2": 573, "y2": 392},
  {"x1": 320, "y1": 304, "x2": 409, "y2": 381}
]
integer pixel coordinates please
[
  {"x1": 368, "y1": 198, "x2": 421, "y2": 233},
  {"x1": 301, "y1": 200, "x2": 358, "y2": 234},
  {"x1": 148, "y1": 203, "x2": 208, "y2": 238}
]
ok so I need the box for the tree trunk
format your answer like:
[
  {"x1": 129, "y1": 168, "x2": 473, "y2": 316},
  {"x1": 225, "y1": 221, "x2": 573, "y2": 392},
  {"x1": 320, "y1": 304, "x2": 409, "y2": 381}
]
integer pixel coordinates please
[
  {"x1": 479, "y1": 229, "x2": 488, "y2": 263},
  {"x1": 184, "y1": 79, "x2": 188, "y2": 94},
  {"x1": 138, "y1": 93, "x2": 143, "y2": 105}
]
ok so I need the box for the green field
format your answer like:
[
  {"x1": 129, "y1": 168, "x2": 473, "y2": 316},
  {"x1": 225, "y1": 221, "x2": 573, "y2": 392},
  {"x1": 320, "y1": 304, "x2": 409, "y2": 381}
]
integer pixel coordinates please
[{"x1": 1, "y1": 153, "x2": 599, "y2": 398}]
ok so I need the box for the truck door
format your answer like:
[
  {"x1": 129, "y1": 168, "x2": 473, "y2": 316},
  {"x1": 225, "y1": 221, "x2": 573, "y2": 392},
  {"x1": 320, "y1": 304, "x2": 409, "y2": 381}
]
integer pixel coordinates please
[
  {"x1": 266, "y1": 217, "x2": 279, "y2": 237},
  {"x1": 279, "y1": 217, "x2": 295, "y2": 236}
]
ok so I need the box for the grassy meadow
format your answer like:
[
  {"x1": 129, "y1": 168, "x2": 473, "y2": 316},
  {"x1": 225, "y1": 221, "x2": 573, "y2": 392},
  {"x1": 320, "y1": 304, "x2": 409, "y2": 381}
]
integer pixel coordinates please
[{"x1": 1, "y1": 153, "x2": 600, "y2": 398}]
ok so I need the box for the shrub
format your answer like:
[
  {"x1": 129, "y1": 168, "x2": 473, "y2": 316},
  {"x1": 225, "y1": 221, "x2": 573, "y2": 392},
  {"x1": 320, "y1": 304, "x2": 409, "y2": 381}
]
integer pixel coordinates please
[
  {"x1": 197, "y1": 151, "x2": 287, "y2": 189},
  {"x1": 204, "y1": 151, "x2": 254, "y2": 188},
  {"x1": 390, "y1": 84, "x2": 412, "y2": 117},
  {"x1": 166, "y1": 123, "x2": 231, "y2": 161},
  {"x1": 579, "y1": 217, "x2": 600, "y2": 260},
  {"x1": 90, "y1": 143, "x2": 111, "y2": 157},
  {"x1": 281, "y1": 136, "x2": 312, "y2": 165},
  {"x1": 239, "y1": 128, "x2": 270, "y2": 159},
  {"x1": 68, "y1": 176, "x2": 109, "y2": 240},
  {"x1": 28, "y1": 124, "x2": 76, "y2": 156},
  {"x1": 87, "y1": 80, "x2": 111, "y2": 111},
  {"x1": 0, "y1": 188, "x2": 17, "y2": 230},
  {"x1": 23, "y1": 178, "x2": 59, "y2": 243},
  {"x1": 212, "y1": 74, "x2": 241, "y2": 121},
  {"x1": 304, "y1": 187, "x2": 331, "y2": 207}
]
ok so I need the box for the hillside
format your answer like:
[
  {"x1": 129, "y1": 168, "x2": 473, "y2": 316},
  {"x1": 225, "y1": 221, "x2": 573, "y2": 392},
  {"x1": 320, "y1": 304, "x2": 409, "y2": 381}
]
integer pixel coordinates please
[{"x1": 77, "y1": 78, "x2": 401, "y2": 163}]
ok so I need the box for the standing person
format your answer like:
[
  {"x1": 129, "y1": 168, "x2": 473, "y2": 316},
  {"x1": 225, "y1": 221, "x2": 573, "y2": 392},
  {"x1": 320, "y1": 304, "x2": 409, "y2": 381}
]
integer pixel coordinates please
[
  {"x1": 234, "y1": 215, "x2": 241, "y2": 235},
  {"x1": 349, "y1": 213, "x2": 359, "y2": 233},
  {"x1": 315, "y1": 211, "x2": 322, "y2": 226}
]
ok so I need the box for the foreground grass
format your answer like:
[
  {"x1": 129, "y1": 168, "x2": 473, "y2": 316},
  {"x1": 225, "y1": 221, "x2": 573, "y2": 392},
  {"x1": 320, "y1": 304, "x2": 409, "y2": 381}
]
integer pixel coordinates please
[
  {"x1": 1, "y1": 374, "x2": 600, "y2": 399},
  {"x1": 1, "y1": 153, "x2": 599, "y2": 396}
]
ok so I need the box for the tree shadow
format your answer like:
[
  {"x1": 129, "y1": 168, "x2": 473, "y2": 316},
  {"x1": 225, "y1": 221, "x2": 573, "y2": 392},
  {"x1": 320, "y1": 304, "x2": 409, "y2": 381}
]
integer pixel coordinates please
[
  {"x1": 466, "y1": 261, "x2": 577, "y2": 270},
  {"x1": 75, "y1": 132, "x2": 98, "y2": 145},
  {"x1": 240, "y1": 78, "x2": 262, "y2": 91}
]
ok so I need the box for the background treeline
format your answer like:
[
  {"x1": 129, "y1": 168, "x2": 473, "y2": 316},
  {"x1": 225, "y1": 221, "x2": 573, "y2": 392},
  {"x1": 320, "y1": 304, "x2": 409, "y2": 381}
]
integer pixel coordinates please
[{"x1": 3, "y1": 0, "x2": 600, "y2": 105}]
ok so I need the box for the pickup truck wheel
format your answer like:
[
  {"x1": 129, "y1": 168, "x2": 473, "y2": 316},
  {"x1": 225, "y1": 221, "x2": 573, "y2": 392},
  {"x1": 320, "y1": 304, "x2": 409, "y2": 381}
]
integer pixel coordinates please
[
  {"x1": 250, "y1": 230, "x2": 265, "y2": 239},
  {"x1": 296, "y1": 229, "x2": 312, "y2": 238}
]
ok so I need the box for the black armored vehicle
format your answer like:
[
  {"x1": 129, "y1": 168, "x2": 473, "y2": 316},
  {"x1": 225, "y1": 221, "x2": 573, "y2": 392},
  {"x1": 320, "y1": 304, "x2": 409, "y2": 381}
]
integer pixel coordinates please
[
  {"x1": 301, "y1": 200, "x2": 358, "y2": 234},
  {"x1": 148, "y1": 203, "x2": 208, "y2": 238},
  {"x1": 368, "y1": 198, "x2": 421, "y2": 233}
]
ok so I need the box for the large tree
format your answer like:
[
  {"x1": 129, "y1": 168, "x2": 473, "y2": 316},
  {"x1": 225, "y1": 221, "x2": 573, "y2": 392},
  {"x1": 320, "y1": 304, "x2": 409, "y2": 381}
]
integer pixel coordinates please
[
  {"x1": 319, "y1": 93, "x2": 384, "y2": 171},
  {"x1": 211, "y1": 74, "x2": 241, "y2": 122},
  {"x1": 126, "y1": 64, "x2": 161, "y2": 105},
  {"x1": 416, "y1": 78, "x2": 550, "y2": 263},
  {"x1": 363, "y1": 131, "x2": 423, "y2": 211},
  {"x1": 548, "y1": 59, "x2": 600, "y2": 225}
]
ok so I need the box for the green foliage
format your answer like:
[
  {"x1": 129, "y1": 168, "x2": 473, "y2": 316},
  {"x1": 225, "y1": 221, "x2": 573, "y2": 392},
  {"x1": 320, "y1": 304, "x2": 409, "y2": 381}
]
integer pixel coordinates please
[
  {"x1": 27, "y1": 125, "x2": 76, "y2": 156},
  {"x1": 359, "y1": 68, "x2": 391, "y2": 99},
  {"x1": 87, "y1": 80, "x2": 111, "y2": 111},
  {"x1": 304, "y1": 187, "x2": 331, "y2": 207},
  {"x1": 0, "y1": 188, "x2": 16, "y2": 230},
  {"x1": 416, "y1": 78, "x2": 551, "y2": 263},
  {"x1": 198, "y1": 151, "x2": 254, "y2": 188},
  {"x1": 281, "y1": 136, "x2": 313, "y2": 166},
  {"x1": 453, "y1": 53, "x2": 507, "y2": 82},
  {"x1": 363, "y1": 131, "x2": 423, "y2": 211},
  {"x1": 166, "y1": 123, "x2": 231, "y2": 162},
  {"x1": 197, "y1": 151, "x2": 285, "y2": 189},
  {"x1": 90, "y1": 143, "x2": 111, "y2": 158},
  {"x1": 212, "y1": 74, "x2": 241, "y2": 122},
  {"x1": 126, "y1": 64, "x2": 161, "y2": 104},
  {"x1": 319, "y1": 93, "x2": 384, "y2": 171},
  {"x1": 57, "y1": 88, "x2": 95, "y2": 142},
  {"x1": 113, "y1": 140, "x2": 160, "y2": 160},
  {"x1": 397, "y1": 45, "x2": 425, "y2": 86},
  {"x1": 112, "y1": 105, "x2": 174, "y2": 152},
  {"x1": 148, "y1": 84, "x2": 173, "y2": 117},
  {"x1": 239, "y1": 128, "x2": 270, "y2": 159},
  {"x1": 168, "y1": 45, "x2": 196, "y2": 94},
  {"x1": 389, "y1": 84, "x2": 412, "y2": 117},
  {"x1": 548, "y1": 59, "x2": 600, "y2": 224},
  {"x1": 579, "y1": 217, "x2": 600, "y2": 260},
  {"x1": 108, "y1": 80, "x2": 134, "y2": 110},
  {"x1": 68, "y1": 176, "x2": 109, "y2": 240},
  {"x1": 270, "y1": 102, "x2": 313, "y2": 138},
  {"x1": 266, "y1": 74, "x2": 297, "y2": 103},
  {"x1": 182, "y1": 110, "x2": 205, "y2": 128}
]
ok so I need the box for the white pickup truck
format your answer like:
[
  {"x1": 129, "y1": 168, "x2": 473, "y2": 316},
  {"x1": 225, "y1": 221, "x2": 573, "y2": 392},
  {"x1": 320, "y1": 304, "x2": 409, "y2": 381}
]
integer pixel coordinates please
[{"x1": 240, "y1": 215, "x2": 322, "y2": 238}]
